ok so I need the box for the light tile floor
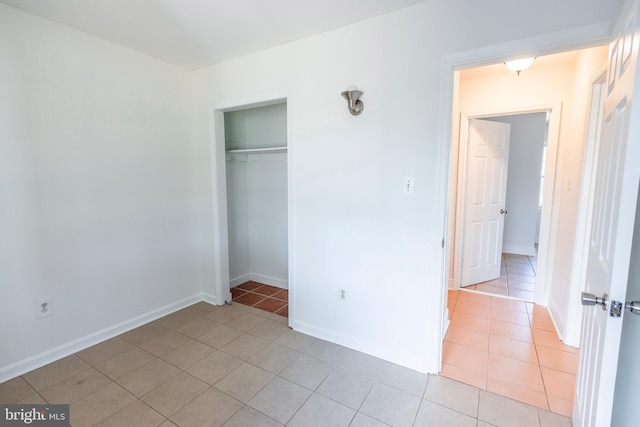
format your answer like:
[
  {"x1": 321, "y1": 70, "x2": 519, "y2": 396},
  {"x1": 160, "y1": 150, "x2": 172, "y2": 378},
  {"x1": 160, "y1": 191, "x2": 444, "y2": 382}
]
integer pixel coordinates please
[
  {"x1": 444, "y1": 289, "x2": 578, "y2": 419},
  {"x1": 465, "y1": 253, "x2": 537, "y2": 301},
  {"x1": 0, "y1": 301, "x2": 571, "y2": 426}
]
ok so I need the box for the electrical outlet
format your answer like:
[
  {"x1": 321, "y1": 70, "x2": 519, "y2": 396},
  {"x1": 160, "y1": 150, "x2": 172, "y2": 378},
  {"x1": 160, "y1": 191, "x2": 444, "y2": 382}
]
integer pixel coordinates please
[
  {"x1": 403, "y1": 176, "x2": 414, "y2": 195},
  {"x1": 339, "y1": 289, "x2": 346, "y2": 301},
  {"x1": 35, "y1": 297, "x2": 53, "y2": 319}
]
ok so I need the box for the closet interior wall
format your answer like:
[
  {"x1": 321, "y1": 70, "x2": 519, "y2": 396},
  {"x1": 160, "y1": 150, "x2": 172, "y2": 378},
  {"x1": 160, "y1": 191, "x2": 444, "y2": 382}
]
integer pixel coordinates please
[{"x1": 224, "y1": 102, "x2": 288, "y2": 290}]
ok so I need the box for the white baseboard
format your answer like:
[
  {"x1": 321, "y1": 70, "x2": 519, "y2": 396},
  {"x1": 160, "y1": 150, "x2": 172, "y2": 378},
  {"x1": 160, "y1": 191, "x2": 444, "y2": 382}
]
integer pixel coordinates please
[
  {"x1": 502, "y1": 245, "x2": 537, "y2": 256},
  {"x1": 290, "y1": 320, "x2": 431, "y2": 375},
  {"x1": 0, "y1": 292, "x2": 217, "y2": 384},
  {"x1": 230, "y1": 273, "x2": 288, "y2": 289}
]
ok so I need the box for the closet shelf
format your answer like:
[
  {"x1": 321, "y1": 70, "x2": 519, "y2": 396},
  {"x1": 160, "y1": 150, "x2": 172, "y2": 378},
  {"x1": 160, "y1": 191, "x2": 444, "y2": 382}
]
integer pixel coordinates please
[{"x1": 226, "y1": 146, "x2": 287, "y2": 154}]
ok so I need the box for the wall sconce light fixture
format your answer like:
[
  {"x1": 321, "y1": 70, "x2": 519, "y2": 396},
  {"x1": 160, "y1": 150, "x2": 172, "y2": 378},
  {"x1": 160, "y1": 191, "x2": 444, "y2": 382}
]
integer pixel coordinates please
[
  {"x1": 504, "y1": 57, "x2": 535, "y2": 76},
  {"x1": 341, "y1": 87, "x2": 364, "y2": 116}
]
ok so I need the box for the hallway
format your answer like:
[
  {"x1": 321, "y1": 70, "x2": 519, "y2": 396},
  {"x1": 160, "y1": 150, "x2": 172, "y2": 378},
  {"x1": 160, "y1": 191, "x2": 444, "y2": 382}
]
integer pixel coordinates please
[
  {"x1": 444, "y1": 290, "x2": 577, "y2": 418},
  {"x1": 464, "y1": 253, "x2": 537, "y2": 301}
]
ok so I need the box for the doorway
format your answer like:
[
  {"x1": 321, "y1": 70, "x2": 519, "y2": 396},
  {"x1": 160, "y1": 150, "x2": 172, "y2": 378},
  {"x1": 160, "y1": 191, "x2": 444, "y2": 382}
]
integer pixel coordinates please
[
  {"x1": 458, "y1": 112, "x2": 550, "y2": 301},
  {"x1": 209, "y1": 96, "x2": 294, "y2": 323}
]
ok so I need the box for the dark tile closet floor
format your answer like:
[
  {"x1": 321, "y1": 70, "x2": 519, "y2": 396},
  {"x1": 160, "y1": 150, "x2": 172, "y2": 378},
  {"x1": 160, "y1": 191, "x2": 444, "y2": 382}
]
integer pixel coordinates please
[{"x1": 230, "y1": 281, "x2": 289, "y2": 318}]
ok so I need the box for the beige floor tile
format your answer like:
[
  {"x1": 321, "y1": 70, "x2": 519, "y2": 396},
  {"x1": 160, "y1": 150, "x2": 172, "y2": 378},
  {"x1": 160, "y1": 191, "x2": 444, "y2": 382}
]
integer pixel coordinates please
[
  {"x1": 288, "y1": 393, "x2": 356, "y2": 427},
  {"x1": 139, "y1": 330, "x2": 191, "y2": 357},
  {"x1": 275, "y1": 330, "x2": 317, "y2": 353},
  {"x1": 486, "y1": 376, "x2": 548, "y2": 410},
  {"x1": 414, "y1": 400, "x2": 476, "y2": 427},
  {"x1": 96, "y1": 347, "x2": 156, "y2": 381},
  {"x1": 161, "y1": 339, "x2": 215, "y2": 370},
  {"x1": 247, "y1": 343, "x2": 301, "y2": 374},
  {"x1": 170, "y1": 387, "x2": 243, "y2": 427},
  {"x1": 95, "y1": 400, "x2": 166, "y2": 427},
  {"x1": 175, "y1": 318, "x2": 220, "y2": 339},
  {"x1": 221, "y1": 405, "x2": 283, "y2": 427},
  {"x1": 220, "y1": 333, "x2": 270, "y2": 360},
  {"x1": 23, "y1": 355, "x2": 91, "y2": 391},
  {"x1": 247, "y1": 320, "x2": 291, "y2": 342},
  {"x1": 197, "y1": 324, "x2": 244, "y2": 349},
  {"x1": 538, "y1": 408, "x2": 572, "y2": 426},
  {"x1": 77, "y1": 337, "x2": 135, "y2": 366},
  {"x1": 359, "y1": 383, "x2": 421, "y2": 427},
  {"x1": 229, "y1": 312, "x2": 267, "y2": 332},
  {"x1": 424, "y1": 375, "x2": 479, "y2": 418},
  {"x1": 213, "y1": 363, "x2": 274, "y2": 403},
  {"x1": 141, "y1": 372, "x2": 209, "y2": 417},
  {"x1": 247, "y1": 377, "x2": 311, "y2": 424},
  {"x1": 478, "y1": 390, "x2": 540, "y2": 427},
  {"x1": 186, "y1": 351, "x2": 244, "y2": 386},
  {"x1": 120, "y1": 323, "x2": 170, "y2": 346},
  {"x1": 204, "y1": 307, "x2": 247, "y2": 324},
  {"x1": 19, "y1": 393, "x2": 47, "y2": 404},
  {"x1": 349, "y1": 413, "x2": 388, "y2": 427},
  {"x1": 547, "y1": 395, "x2": 574, "y2": 418},
  {"x1": 40, "y1": 367, "x2": 112, "y2": 403},
  {"x1": 0, "y1": 377, "x2": 36, "y2": 402},
  {"x1": 278, "y1": 354, "x2": 333, "y2": 391},
  {"x1": 117, "y1": 358, "x2": 181, "y2": 397},
  {"x1": 70, "y1": 383, "x2": 137, "y2": 427},
  {"x1": 316, "y1": 369, "x2": 373, "y2": 410}
]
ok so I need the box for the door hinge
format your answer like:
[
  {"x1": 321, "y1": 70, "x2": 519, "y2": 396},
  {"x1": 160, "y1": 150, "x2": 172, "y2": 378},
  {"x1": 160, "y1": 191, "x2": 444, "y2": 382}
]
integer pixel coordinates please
[{"x1": 441, "y1": 238, "x2": 445, "y2": 249}]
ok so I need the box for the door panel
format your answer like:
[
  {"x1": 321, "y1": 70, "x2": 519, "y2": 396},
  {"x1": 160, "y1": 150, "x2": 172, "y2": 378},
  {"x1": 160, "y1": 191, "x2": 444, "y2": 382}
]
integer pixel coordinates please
[
  {"x1": 461, "y1": 119, "x2": 511, "y2": 287},
  {"x1": 575, "y1": 0, "x2": 640, "y2": 424}
]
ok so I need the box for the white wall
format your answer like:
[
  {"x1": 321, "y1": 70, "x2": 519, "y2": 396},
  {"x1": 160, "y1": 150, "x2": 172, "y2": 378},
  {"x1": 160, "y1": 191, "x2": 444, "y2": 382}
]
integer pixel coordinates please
[
  {"x1": 195, "y1": 1, "x2": 621, "y2": 372},
  {"x1": 0, "y1": 4, "x2": 202, "y2": 380},
  {"x1": 0, "y1": 0, "x2": 622, "y2": 379},
  {"x1": 491, "y1": 113, "x2": 547, "y2": 256}
]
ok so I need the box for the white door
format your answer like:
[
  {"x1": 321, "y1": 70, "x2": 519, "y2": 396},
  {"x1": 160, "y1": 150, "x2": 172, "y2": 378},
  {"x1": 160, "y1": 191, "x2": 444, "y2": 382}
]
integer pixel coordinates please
[
  {"x1": 461, "y1": 119, "x2": 511, "y2": 287},
  {"x1": 574, "y1": 0, "x2": 640, "y2": 425}
]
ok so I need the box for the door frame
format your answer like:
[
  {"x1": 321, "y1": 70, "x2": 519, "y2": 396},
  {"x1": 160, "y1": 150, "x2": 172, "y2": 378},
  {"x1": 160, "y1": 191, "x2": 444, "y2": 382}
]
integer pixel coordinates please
[
  {"x1": 436, "y1": 24, "x2": 611, "y2": 364},
  {"x1": 208, "y1": 92, "x2": 295, "y2": 324},
  {"x1": 453, "y1": 107, "x2": 561, "y2": 307}
]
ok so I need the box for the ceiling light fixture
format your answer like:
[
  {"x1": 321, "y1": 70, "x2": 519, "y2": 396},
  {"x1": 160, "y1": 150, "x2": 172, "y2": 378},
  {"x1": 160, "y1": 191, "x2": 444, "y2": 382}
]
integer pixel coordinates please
[
  {"x1": 341, "y1": 87, "x2": 364, "y2": 116},
  {"x1": 505, "y1": 57, "x2": 535, "y2": 76}
]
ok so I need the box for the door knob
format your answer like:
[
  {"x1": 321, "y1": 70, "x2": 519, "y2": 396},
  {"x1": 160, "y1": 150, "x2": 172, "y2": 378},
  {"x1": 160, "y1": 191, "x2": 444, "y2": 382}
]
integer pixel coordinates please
[
  {"x1": 625, "y1": 301, "x2": 640, "y2": 316},
  {"x1": 500, "y1": 209, "x2": 508, "y2": 214},
  {"x1": 581, "y1": 292, "x2": 608, "y2": 310}
]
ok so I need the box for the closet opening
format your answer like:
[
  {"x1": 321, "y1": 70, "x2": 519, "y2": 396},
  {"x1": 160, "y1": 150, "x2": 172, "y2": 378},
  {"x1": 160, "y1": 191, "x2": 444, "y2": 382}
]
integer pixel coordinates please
[{"x1": 222, "y1": 100, "x2": 290, "y2": 318}]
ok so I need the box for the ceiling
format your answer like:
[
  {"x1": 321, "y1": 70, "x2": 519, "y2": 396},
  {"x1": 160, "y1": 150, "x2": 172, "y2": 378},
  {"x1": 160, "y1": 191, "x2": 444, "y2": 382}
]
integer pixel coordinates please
[
  {"x1": 460, "y1": 50, "x2": 584, "y2": 79},
  {"x1": 0, "y1": 0, "x2": 428, "y2": 70}
]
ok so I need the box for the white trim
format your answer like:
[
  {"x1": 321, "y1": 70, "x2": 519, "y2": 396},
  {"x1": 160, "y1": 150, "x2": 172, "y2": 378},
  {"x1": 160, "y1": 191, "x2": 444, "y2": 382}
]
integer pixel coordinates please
[
  {"x1": 565, "y1": 68, "x2": 607, "y2": 347},
  {"x1": 0, "y1": 294, "x2": 213, "y2": 384},
  {"x1": 502, "y1": 245, "x2": 538, "y2": 257},
  {"x1": 229, "y1": 273, "x2": 288, "y2": 289},
  {"x1": 291, "y1": 320, "x2": 429, "y2": 375}
]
